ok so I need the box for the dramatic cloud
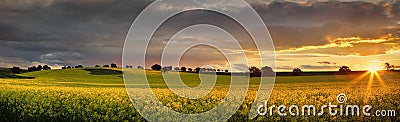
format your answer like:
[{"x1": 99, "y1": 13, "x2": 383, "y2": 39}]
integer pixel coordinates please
[
  {"x1": 278, "y1": 36, "x2": 400, "y2": 56},
  {"x1": 317, "y1": 61, "x2": 337, "y2": 65},
  {"x1": 257, "y1": 0, "x2": 400, "y2": 51},
  {"x1": 300, "y1": 65, "x2": 340, "y2": 70},
  {"x1": 276, "y1": 65, "x2": 295, "y2": 70},
  {"x1": 0, "y1": 0, "x2": 151, "y2": 68}
]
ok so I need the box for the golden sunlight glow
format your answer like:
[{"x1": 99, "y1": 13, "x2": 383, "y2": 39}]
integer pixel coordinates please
[
  {"x1": 367, "y1": 65, "x2": 379, "y2": 73},
  {"x1": 348, "y1": 63, "x2": 387, "y2": 103},
  {"x1": 278, "y1": 34, "x2": 400, "y2": 53}
]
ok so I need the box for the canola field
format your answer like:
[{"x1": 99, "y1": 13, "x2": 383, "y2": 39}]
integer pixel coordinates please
[{"x1": 0, "y1": 68, "x2": 399, "y2": 121}]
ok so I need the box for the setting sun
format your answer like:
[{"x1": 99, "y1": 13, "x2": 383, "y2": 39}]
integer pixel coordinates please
[{"x1": 367, "y1": 65, "x2": 380, "y2": 73}]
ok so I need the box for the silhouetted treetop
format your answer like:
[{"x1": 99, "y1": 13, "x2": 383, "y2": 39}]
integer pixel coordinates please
[
  {"x1": 151, "y1": 64, "x2": 162, "y2": 70},
  {"x1": 111, "y1": 63, "x2": 117, "y2": 68}
]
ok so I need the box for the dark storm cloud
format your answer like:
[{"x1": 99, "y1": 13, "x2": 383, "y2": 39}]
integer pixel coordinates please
[
  {"x1": 0, "y1": 0, "x2": 151, "y2": 67},
  {"x1": 254, "y1": 1, "x2": 400, "y2": 27},
  {"x1": 253, "y1": 0, "x2": 400, "y2": 50}
]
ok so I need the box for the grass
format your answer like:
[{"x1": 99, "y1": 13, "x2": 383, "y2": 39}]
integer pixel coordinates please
[
  {"x1": 18, "y1": 68, "x2": 123, "y2": 86},
  {"x1": 84, "y1": 68, "x2": 122, "y2": 75},
  {"x1": 0, "y1": 68, "x2": 399, "y2": 121}
]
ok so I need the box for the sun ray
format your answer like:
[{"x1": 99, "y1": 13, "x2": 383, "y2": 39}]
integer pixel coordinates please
[
  {"x1": 364, "y1": 71, "x2": 374, "y2": 103},
  {"x1": 374, "y1": 71, "x2": 387, "y2": 88},
  {"x1": 347, "y1": 71, "x2": 370, "y2": 85}
]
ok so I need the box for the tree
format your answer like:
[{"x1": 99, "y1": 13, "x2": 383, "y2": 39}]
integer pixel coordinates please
[
  {"x1": 28, "y1": 65, "x2": 50, "y2": 71},
  {"x1": 292, "y1": 68, "x2": 302, "y2": 76},
  {"x1": 217, "y1": 69, "x2": 220, "y2": 72},
  {"x1": 151, "y1": 64, "x2": 162, "y2": 70},
  {"x1": 62, "y1": 66, "x2": 67, "y2": 69},
  {"x1": 43, "y1": 65, "x2": 51, "y2": 70},
  {"x1": 111, "y1": 63, "x2": 117, "y2": 68},
  {"x1": 161, "y1": 66, "x2": 172, "y2": 73},
  {"x1": 225, "y1": 70, "x2": 229, "y2": 73},
  {"x1": 181, "y1": 67, "x2": 187, "y2": 72},
  {"x1": 95, "y1": 65, "x2": 100, "y2": 67},
  {"x1": 188, "y1": 68, "x2": 193, "y2": 72},
  {"x1": 103, "y1": 65, "x2": 109, "y2": 68},
  {"x1": 195, "y1": 67, "x2": 201, "y2": 73},
  {"x1": 338, "y1": 66, "x2": 351, "y2": 75},
  {"x1": 28, "y1": 66, "x2": 37, "y2": 71},
  {"x1": 165, "y1": 66, "x2": 172, "y2": 71},
  {"x1": 385, "y1": 63, "x2": 395, "y2": 70},
  {"x1": 261, "y1": 66, "x2": 274, "y2": 77},
  {"x1": 74, "y1": 65, "x2": 83, "y2": 68},
  {"x1": 174, "y1": 67, "x2": 180, "y2": 71},
  {"x1": 339, "y1": 66, "x2": 351, "y2": 72},
  {"x1": 11, "y1": 67, "x2": 21, "y2": 74},
  {"x1": 67, "y1": 66, "x2": 72, "y2": 68},
  {"x1": 385, "y1": 63, "x2": 391, "y2": 70},
  {"x1": 249, "y1": 66, "x2": 261, "y2": 73},
  {"x1": 37, "y1": 65, "x2": 43, "y2": 70}
]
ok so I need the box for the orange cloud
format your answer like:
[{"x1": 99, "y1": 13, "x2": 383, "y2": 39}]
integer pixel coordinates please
[{"x1": 278, "y1": 34, "x2": 400, "y2": 56}]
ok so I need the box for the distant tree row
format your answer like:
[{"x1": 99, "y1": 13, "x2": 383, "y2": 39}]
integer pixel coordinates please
[
  {"x1": 149, "y1": 64, "x2": 278, "y2": 77},
  {"x1": 150, "y1": 64, "x2": 231, "y2": 73},
  {"x1": 28, "y1": 65, "x2": 51, "y2": 71},
  {"x1": 124, "y1": 65, "x2": 144, "y2": 69},
  {"x1": 11, "y1": 67, "x2": 21, "y2": 74},
  {"x1": 62, "y1": 63, "x2": 118, "y2": 69},
  {"x1": 93, "y1": 63, "x2": 118, "y2": 68},
  {"x1": 62, "y1": 65, "x2": 83, "y2": 69},
  {"x1": 149, "y1": 62, "x2": 399, "y2": 76}
]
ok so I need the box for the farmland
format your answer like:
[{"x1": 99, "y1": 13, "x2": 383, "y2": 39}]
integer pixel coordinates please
[{"x1": 0, "y1": 68, "x2": 399, "y2": 121}]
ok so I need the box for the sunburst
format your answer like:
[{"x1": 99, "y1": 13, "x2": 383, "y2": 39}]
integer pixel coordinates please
[
  {"x1": 346, "y1": 64, "x2": 387, "y2": 103},
  {"x1": 366, "y1": 65, "x2": 380, "y2": 73}
]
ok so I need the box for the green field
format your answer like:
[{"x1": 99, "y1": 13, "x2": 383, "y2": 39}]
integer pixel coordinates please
[{"x1": 0, "y1": 68, "x2": 399, "y2": 121}]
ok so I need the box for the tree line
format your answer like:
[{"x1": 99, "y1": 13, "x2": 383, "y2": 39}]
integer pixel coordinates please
[
  {"x1": 9, "y1": 63, "x2": 120, "y2": 74},
  {"x1": 146, "y1": 62, "x2": 398, "y2": 76},
  {"x1": 63, "y1": 63, "x2": 118, "y2": 69},
  {"x1": 8, "y1": 62, "x2": 397, "y2": 75},
  {"x1": 150, "y1": 64, "x2": 230, "y2": 73},
  {"x1": 148, "y1": 64, "x2": 275, "y2": 77},
  {"x1": 28, "y1": 65, "x2": 51, "y2": 71}
]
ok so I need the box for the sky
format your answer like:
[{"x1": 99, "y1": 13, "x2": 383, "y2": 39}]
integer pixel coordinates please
[{"x1": 0, "y1": 0, "x2": 399, "y2": 71}]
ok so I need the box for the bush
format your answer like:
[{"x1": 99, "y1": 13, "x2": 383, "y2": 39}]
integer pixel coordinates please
[
  {"x1": 151, "y1": 64, "x2": 162, "y2": 70},
  {"x1": 28, "y1": 65, "x2": 51, "y2": 71},
  {"x1": 181, "y1": 67, "x2": 187, "y2": 72},
  {"x1": 111, "y1": 63, "x2": 117, "y2": 68},
  {"x1": 11, "y1": 67, "x2": 21, "y2": 74},
  {"x1": 43, "y1": 65, "x2": 51, "y2": 70}
]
